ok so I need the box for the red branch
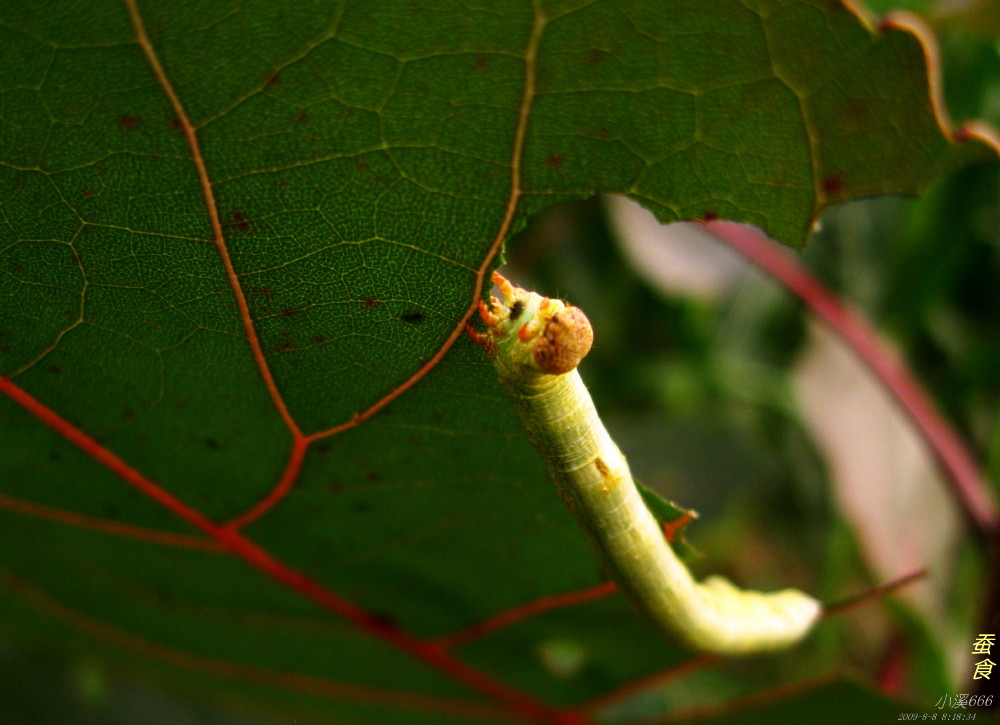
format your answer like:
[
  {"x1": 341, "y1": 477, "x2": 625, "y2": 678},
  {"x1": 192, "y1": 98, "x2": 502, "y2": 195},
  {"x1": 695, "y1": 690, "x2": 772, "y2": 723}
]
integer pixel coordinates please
[
  {"x1": 432, "y1": 582, "x2": 618, "y2": 650},
  {"x1": 0, "y1": 376, "x2": 586, "y2": 725},
  {"x1": 704, "y1": 221, "x2": 999, "y2": 541}
]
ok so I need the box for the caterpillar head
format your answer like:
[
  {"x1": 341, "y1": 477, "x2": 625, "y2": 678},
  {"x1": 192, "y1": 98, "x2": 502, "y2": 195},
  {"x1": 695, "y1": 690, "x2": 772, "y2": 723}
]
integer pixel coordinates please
[{"x1": 467, "y1": 271, "x2": 593, "y2": 376}]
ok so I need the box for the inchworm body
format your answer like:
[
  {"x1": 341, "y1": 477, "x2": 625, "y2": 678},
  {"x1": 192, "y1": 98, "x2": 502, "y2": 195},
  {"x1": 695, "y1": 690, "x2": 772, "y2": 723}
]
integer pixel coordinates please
[{"x1": 468, "y1": 271, "x2": 821, "y2": 655}]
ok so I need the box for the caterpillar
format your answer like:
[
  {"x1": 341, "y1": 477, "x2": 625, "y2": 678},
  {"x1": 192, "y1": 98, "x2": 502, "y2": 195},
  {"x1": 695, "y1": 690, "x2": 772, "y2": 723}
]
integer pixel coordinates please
[{"x1": 467, "y1": 271, "x2": 821, "y2": 655}]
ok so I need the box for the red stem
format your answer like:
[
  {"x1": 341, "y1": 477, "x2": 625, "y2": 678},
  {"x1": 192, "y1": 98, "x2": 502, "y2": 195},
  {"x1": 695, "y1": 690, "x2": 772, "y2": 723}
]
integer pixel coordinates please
[{"x1": 705, "y1": 221, "x2": 998, "y2": 541}]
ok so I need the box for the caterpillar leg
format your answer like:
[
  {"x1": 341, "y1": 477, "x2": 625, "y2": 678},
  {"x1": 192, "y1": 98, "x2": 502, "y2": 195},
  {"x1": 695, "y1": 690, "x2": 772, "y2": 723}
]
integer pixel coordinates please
[{"x1": 492, "y1": 270, "x2": 517, "y2": 305}]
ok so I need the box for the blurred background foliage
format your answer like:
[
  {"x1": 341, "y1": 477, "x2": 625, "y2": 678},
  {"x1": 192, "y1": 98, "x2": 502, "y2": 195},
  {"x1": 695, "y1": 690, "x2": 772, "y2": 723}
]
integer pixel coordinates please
[{"x1": 4, "y1": 0, "x2": 999, "y2": 722}]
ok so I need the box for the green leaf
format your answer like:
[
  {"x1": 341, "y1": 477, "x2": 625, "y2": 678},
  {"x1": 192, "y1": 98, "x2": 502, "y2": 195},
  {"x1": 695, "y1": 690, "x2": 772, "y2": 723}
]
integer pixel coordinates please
[{"x1": 0, "y1": 1, "x2": 995, "y2": 723}]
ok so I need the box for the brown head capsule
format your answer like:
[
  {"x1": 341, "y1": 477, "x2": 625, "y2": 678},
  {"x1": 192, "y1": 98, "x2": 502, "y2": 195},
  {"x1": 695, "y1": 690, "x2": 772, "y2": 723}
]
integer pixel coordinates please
[{"x1": 533, "y1": 306, "x2": 593, "y2": 374}]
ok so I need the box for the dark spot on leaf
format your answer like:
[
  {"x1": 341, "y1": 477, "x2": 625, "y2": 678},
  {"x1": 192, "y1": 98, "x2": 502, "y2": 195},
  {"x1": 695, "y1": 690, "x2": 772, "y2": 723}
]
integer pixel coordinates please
[
  {"x1": 47, "y1": 365, "x2": 60, "y2": 374},
  {"x1": 13, "y1": 264, "x2": 24, "y2": 272},
  {"x1": 266, "y1": 73, "x2": 279, "y2": 86},
  {"x1": 295, "y1": 110, "x2": 308, "y2": 123},
  {"x1": 81, "y1": 227, "x2": 90, "y2": 234},
  {"x1": 259, "y1": 288, "x2": 273, "y2": 296},
  {"x1": 328, "y1": 482, "x2": 344, "y2": 492},
  {"x1": 48, "y1": 450, "x2": 61, "y2": 462},
  {"x1": 317, "y1": 444, "x2": 331, "y2": 453},
  {"x1": 702, "y1": 210, "x2": 718, "y2": 221},
  {"x1": 509, "y1": 299, "x2": 524, "y2": 319},
  {"x1": 370, "y1": 610, "x2": 396, "y2": 628},
  {"x1": 123, "y1": 409, "x2": 136, "y2": 420},
  {"x1": 363, "y1": 298, "x2": 377, "y2": 308},
  {"x1": 233, "y1": 213, "x2": 244, "y2": 221},
  {"x1": 583, "y1": 49, "x2": 604, "y2": 66},
  {"x1": 313, "y1": 335, "x2": 325, "y2": 344},
  {"x1": 83, "y1": 190, "x2": 92, "y2": 197},
  {"x1": 409, "y1": 436, "x2": 421, "y2": 446},
  {"x1": 357, "y1": 162, "x2": 369, "y2": 170},
  {"x1": 120, "y1": 116, "x2": 140, "y2": 130},
  {"x1": 400, "y1": 312, "x2": 424, "y2": 324},
  {"x1": 280, "y1": 330, "x2": 290, "y2": 337},
  {"x1": 170, "y1": 118, "x2": 183, "y2": 130},
  {"x1": 282, "y1": 309, "x2": 295, "y2": 317},
  {"x1": 822, "y1": 175, "x2": 843, "y2": 195},
  {"x1": 277, "y1": 179, "x2": 288, "y2": 186},
  {"x1": 545, "y1": 153, "x2": 564, "y2": 169},
  {"x1": 847, "y1": 100, "x2": 869, "y2": 119},
  {"x1": 104, "y1": 504, "x2": 120, "y2": 519},
  {"x1": 353, "y1": 500, "x2": 373, "y2": 513},
  {"x1": 594, "y1": 457, "x2": 610, "y2": 478},
  {"x1": 475, "y1": 56, "x2": 488, "y2": 69},
  {"x1": 205, "y1": 437, "x2": 220, "y2": 450},
  {"x1": 280, "y1": 341, "x2": 293, "y2": 351},
  {"x1": 366, "y1": 471, "x2": 380, "y2": 482},
  {"x1": 597, "y1": 128, "x2": 610, "y2": 140}
]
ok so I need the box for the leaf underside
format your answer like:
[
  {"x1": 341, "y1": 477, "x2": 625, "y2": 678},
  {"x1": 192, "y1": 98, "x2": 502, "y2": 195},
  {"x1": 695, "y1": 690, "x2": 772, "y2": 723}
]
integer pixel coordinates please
[{"x1": 0, "y1": 0, "x2": 994, "y2": 723}]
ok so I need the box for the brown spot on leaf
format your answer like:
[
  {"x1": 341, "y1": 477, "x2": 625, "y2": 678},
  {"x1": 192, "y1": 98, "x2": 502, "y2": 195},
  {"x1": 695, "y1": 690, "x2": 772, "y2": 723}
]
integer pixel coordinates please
[
  {"x1": 47, "y1": 365, "x2": 61, "y2": 374},
  {"x1": 259, "y1": 287, "x2": 273, "y2": 296},
  {"x1": 475, "y1": 56, "x2": 488, "y2": 69},
  {"x1": 847, "y1": 100, "x2": 869, "y2": 120},
  {"x1": 702, "y1": 210, "x2": 718, "y2": 221},
  {"x1": 282, "y1": 309, "x2": 295, "y2": 317},
  {"x1": 400, "y1": 312, "x2": 425, "y2": 324},
  {"x1": 822, "y1": 174, "x2": 844, "y2": 195},
  {"x1": 313, "y1": 335, "x2": 325, "y2": 344},
  {"x1": 545, "y1": 153, "x2": 564, "y2": 169},
  {"x1": 594, "y1": 457, "x2": 610, "y2": 478},
  {"x1": 357, "y1": 162, "x2": 369, "y2": 170},
  {"x1": 120, "y1": 116, "x2": 140, "y2": 130},
  {"x1": 205, "y1": 437, "x2": 220, "y2": 450}
]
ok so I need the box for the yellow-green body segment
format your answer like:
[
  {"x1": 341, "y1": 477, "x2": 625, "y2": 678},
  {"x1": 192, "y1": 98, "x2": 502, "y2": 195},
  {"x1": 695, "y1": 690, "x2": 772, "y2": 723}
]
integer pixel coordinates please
[{"x1": 469, "y1": 272, "x2": 820, "y2": 656}]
